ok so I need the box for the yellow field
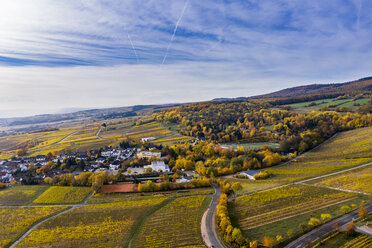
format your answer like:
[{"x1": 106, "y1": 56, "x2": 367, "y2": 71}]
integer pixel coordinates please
[
  {"x1": 227, "y1": 127, "x2": 372, "y2": 194},
  {"x1": 16, "y1": 198, "x2": 167, "y2": 248},
  {"x1": 33, "y1": 186, "x2": 91, "y2": 204},
  {"x1": 0, "y1": 118, "x2": 190, "y2": 159},
  {"x1": 125, "y1": 121, "x2": 192, "y2": 145},
  {"x1": 233, "y1": 184, "x2": 355, "y2": 231},
  {"x1": 318, "y1": 166, "x2": 372, "y2": 194},
  {"x1": 0, "y1": 206, "x2": 67, "y2": 247},
  {"x1": 0, "y1": 186, "x2": 49, "y2": 206},
  {"x1": 134, "y1": 196, "x2": 210, "y2": 248}
]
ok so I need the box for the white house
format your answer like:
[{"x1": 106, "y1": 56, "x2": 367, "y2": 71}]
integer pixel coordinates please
[
  {"x1": 144, "y1": 161, "x2": 170, "y2": 172},
  {"x1": 141, "y1": 137, "x2": 156, "y2": 142},
  {"x1": 176, "y1": 177, "x2": 191, "y2": 183},
  {"x1": 239, "y1": 170, "x2": 259, "y2": 180}
]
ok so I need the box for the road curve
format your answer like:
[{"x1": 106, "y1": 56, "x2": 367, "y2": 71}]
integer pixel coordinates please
[
  {"x1": 201, "y1": 183, "x2": 225, "y2": 248},
  {"x1": 285, "y1": 204, "x2": 372, "y2": 248}
]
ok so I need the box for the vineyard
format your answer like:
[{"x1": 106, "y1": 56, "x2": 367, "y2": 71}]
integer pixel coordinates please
[
  {"x1": 89, "y1": 188, "x2": 214, "y2": 204},
  {"x1": 232, "y1": 184, "x2": 356, "y2": 231},
  {"x1": 340, "y1": 235, "x2": 372, "y2": 248},
  {"x1": 318, "y1": 166, "x2": 372, "y2": 194},
  {"x1": 125, "y1": 121, "x2": 191, "y2": 145},
  {"x1": 0, "y1": 185, "x2": 49, "y2": 205},
  {"x1": 16, "y1": 198, "x2": 167, "y2": 248},
  {"x1": 32, "y1": 186, "x2": 91, "y2": 204},
  {"x1": 0, "y1": 206, "x2": 67, "y2": 247},
  {"x1": 226, "y1": 127, "x2": 372, "y2": 195},
  {"x1": 133, "y1": 196, "x2": 210, "y2": 248}
]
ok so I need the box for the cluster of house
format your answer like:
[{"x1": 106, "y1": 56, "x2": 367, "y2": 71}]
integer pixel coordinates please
[
  {"x1": 0, "y1": 147, "x2": 136, "y2": 183},
  {"x1": 0, "y1": 146, "x2": 184, "y2": 183}
]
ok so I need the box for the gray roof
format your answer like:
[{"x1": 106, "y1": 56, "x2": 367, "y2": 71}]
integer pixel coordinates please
[{"x1": 240, "y1": 170, "x2": 259, "y2": 176}]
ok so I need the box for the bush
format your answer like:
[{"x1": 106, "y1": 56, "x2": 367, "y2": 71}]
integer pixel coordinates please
[
  {"x1": 340, "y1": 205, "x2": 351, "y2": 214},
  {"x1": 253, "y1": 171, "x2": 272, "y2": 180},
  {"x1": 262, "y1": 236, "x2": 275, "y2": 248},
  {"x1": 287, "y1": 229, "x2": 294, "y2": 238},
  {"x1": 321, "y1": 213, "x2": 332, "y2": 221},
  {"x1": 308, "y1": 217, "x2": 321, "y2": 227},
  {"x1": 0, "y1": 182, "x2": 6, "y2": 189}
]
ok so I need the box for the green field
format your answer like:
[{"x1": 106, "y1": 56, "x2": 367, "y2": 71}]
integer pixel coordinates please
[
  {"x1": 16, "y1": 198, "x2": 166, "y2": 248},
  {"x1": 32, "y1": 186, "x2": 91, "y2": 204},
  {"x1": 225, "y1": 127, "x2": 372, "y2": 194},
  {"x1": 0, "y1": 186, "x2": 49, "y2": 206},
  {"x1": 283, "y1": 97, "x2": 370, "y2": 113},
  {"x1": 0, "y1": 206, "x2": 67, "y2": 247}
]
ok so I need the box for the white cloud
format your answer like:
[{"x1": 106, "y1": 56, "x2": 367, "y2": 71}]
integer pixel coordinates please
[{"x1": 0, "y1": 0, "x2": 371, "y2": 117}]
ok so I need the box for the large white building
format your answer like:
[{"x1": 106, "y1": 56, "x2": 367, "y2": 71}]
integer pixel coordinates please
[{"x1": 144, "y1": 161, "x2": 170, "y2": 172}]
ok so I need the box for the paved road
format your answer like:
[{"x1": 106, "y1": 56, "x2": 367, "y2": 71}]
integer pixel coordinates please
[
  {"x1": 355, "y1": 225, "x2": 372, "y2": 236},
  {"x1": 285, "y1": 204, "x2": 372, "y2": 248},
  {"x1": 9, "y1": 192, "x2": 93, "y2": 248},
  {"x1": 201, "y1": 183, "x2": 225, "y2": 248}
]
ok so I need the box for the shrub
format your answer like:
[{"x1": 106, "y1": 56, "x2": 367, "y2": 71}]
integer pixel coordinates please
[
  {"x1": 308, "y1": 217, "x2": 321, "y2": 226},
  {"x1": 341, "y1": 205, "x2": 351, "y2": 214},
  {"x1": 276, "y1": 235, "x2": 283, "y2": 243},
  {"x1": 253, "y1": 171, "x2": 272, "y2": 180},
  {"x1": 262, "y1": 236, "x2": 275, "y2": 248},
  {"x1": 299, "y1": 223, "x2": 308, "y2": 232},
  {"x1": 0, "y1": 182, "x2": 6, "y2": 189},
  {"x1": 287, "y1": 229, "x2": 294, "y2": 238},
  {"x1": 249, "y1": 240, "x2": 258, "y2": 248},
  {"x1": 321, "y1": 213, "x2": 332, "y2": 221}
]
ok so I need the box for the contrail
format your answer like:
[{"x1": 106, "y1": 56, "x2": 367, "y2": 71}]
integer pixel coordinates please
[
  {"x1": 128, "y1": 33, "x2": 139, "y2": 63},
  {"x1": 162, "y1": 0, "x2": 189, "y2": 64}
]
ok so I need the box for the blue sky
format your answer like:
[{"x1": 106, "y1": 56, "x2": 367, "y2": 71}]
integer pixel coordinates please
[{"x1": 0, "y1": 0, "x2": 371, "y2": 117}]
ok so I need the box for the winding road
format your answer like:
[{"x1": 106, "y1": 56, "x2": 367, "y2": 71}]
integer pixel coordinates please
[
  {"x1": 285, "y1": 204, "x2": 372, "y2": 248},
  {"x1": 201, "y1": 183, "x2": 225, "y2": 248}
]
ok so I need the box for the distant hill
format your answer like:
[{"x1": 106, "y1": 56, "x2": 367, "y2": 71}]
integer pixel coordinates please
[
  {"x1": 252, "y1": 77, "x2": 372, "y2": 99},
  {"x1": 0, "y1": 103, "x2": 182, "y2": 127},
  {"x1": 213, "y1": 77, "x2": 372, "y2": 101}
]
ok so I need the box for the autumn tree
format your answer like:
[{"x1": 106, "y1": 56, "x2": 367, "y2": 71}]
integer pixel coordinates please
[{"x1": 358, "y1": 206, "x2": 367, "y2": 219}]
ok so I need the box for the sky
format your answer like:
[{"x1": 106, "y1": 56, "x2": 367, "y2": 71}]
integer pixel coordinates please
[{"x1": 0, "y1": 0, "x2": 371, "y2": 118}]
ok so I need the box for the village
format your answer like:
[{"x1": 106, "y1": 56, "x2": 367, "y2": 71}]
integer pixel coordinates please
[{"x1": 0, "y1": 141, "x2": 200, "y2": 185}]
